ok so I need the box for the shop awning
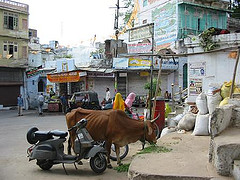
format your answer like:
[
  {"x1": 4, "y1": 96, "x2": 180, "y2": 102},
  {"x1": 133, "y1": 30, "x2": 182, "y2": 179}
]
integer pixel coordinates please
[{"x1": 47, "y1": 71, "x2": 81, "y2": 83}]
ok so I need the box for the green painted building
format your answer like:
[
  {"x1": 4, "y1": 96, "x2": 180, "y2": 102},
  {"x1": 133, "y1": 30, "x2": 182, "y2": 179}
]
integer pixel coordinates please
[{"x1": 178, "y1": 0, "x2": 230, "y2": 39}]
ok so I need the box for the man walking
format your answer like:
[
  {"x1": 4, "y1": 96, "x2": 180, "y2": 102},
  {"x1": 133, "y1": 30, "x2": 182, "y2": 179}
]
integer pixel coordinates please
[
  {"x1": 17, "y1": 94, "x2": 24, "y2": 116},
  {"x1": 38, "y1": 93, "x2": 44, "y2": 115},
  {"x1": 106, "y1": 87, "x2": 111, "y2": 103},
  {"x1": 60, "y1": 93, "x2": 68, "y2": 114}
]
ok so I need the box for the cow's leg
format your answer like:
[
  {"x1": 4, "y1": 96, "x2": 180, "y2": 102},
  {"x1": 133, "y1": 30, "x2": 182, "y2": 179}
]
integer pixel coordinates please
[
  {"x1": 67, "y1": 136, "x2": 71, "y2": 155},
  {"x1": 114, "y1": 144, "x2": 122, "y2": 166},
  {"x1": 105, "y1": 141, "x2": 113, "y2": 169}
]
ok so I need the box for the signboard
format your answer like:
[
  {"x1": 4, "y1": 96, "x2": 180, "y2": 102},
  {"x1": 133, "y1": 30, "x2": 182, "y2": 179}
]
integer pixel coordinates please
[
  {"x1": 129, "y1": 24, "x2": 153, "y2": 42},
  {"x1": 140, "y1": 71, "x2": 149, "y2": 76},
  {"x1": 113, "y1": 58, "x2": 128, "y2": 69},
  {"x1": 87, "y1": 72, "x2": 114, "y2": 78},
  {"x1": 189, "y1": 78, "x2": 202, "y2": 95},
  {"x1": 152, "y1": 0, "x2": 177, "y2": 50},
  {"x1": 189, "y1": 62, "x2": 206, "y2": 77},
  {"x1": 26, "y1": 66, "x2": 42, "y2": 78},
  {"x1": 56, "y1": 59, "x2": 75, "y2": 72},
  {"x1": 47, "y1": 71, "x2": 80, "y2": 83},
  {"x1": 162, "y1": 59, "x2": 179, "y2": 70},
  {"x1": 127, "y1": 43, "x2": 152, "y2": 54},
  {"x1": 128, "y1": 58, "x2": 151, "y2": 69}
]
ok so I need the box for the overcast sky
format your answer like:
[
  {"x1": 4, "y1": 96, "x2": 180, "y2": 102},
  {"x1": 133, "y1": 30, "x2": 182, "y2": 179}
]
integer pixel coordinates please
[{"x1": 18, "y1": 0, "x2": 116, "y2": 46}]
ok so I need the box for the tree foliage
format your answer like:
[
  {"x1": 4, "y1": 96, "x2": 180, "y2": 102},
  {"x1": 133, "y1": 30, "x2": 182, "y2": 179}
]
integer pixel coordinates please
[
  {"x1": 119, "y1": 0, "x2": 134, "y2": 29},
  {"x1": 232, "y1": 0, "x2": 240, "y2": 19}
]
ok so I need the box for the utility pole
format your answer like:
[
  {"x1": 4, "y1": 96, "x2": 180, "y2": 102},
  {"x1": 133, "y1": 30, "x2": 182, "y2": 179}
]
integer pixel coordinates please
[
  {"x1": 111, "y1": 0, "x2": 127, "y2": 57},
  {"x1": 115, "y1": 0, "x2": 120, "y2": 58}
]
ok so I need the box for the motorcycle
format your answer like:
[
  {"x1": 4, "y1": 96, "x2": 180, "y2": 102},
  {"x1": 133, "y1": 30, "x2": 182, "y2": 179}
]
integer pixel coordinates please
[{"x1": 26, "y1": 118, "x2": 107, "y2": 174}]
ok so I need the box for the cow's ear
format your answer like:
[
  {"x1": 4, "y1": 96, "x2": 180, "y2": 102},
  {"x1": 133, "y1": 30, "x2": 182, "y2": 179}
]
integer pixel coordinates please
[{"x1": 147, "y1": 126, "x2": 153, "y2": 135}]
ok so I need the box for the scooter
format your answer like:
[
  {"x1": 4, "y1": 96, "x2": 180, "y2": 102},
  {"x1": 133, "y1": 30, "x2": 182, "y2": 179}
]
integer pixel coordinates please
[{"x1": 26, "y1": 118, "x2": 107, "y2": 174}]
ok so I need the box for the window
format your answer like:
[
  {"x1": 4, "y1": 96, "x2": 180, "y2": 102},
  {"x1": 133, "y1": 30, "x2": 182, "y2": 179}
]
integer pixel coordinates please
[
  {"x1": 4, "y1": 12, "x2": 18, "y2": 30},
  {"x1": 4, "y1": 45, "x2": 7, "y2": 51},
  {"x1": 14, "y1": 46, "x2": 17, "y2": 52},
  {"x1": 197, "y1": 18, "x2": 201, "y2": 31},
  {"x1": 32, "y1": 80, "x2": 34, "y2": 85},
  {"x1": 9, "y1": 45, "x2": 14, "y2": 58}
]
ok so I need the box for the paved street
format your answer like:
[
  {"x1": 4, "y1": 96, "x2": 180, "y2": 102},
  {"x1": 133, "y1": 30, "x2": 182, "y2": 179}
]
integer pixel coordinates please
[{"x1": 0, "y1": 109, "x2": 142, "y2": 180}]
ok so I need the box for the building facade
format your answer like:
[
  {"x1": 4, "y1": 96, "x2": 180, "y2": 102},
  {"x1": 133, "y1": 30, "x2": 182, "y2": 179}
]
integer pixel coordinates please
[
  {"x1": 117, "y1": 0, "x2": 230, "y2": 98},
  {"x1": 184, "y1": 33, "x2": 240, "y2": 103},
  {"x1": 0, "y1": 0, "x2": 29, "y2": 107}
]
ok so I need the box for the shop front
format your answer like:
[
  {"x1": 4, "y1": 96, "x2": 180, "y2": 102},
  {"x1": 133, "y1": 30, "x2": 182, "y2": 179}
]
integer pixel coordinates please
[
  {"x1": 0, "y1": 67, "x2": 25, "y2": 106},
  {"x1": 47, "y1": 70, "x2": 87, "y2": 111}
]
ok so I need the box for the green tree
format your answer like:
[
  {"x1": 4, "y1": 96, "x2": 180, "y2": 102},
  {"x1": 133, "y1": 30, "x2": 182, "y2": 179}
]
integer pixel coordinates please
[
  {"x1": 119, "y1": 0, "x2": 134, "y2": 29},
  {"x1": 232, "y1": 0, "x2": 240, "y2": 19}
]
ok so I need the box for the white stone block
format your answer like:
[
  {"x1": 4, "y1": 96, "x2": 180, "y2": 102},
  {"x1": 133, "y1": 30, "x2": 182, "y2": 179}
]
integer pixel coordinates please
[{"x1": 233, "y1": 160, "x2": 240, "y2": 180}]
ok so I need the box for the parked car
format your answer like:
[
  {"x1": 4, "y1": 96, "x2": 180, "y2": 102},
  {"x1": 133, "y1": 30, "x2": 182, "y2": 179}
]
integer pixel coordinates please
[
  {"x1": 69, "y1": 91, "x2": 101, "y2": 110},
  {"x1": 132, "y1": 95, "x2": 147, "y2": 108}
]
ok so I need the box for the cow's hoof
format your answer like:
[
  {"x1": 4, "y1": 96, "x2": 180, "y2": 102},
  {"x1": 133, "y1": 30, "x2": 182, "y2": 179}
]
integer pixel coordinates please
[
  {"x1": 118, "y1": 163, "x2": 123, "y2": 166},
  {"x1": 77, "y1": 160, "x2": 83, "y2": 165},
  {"x1": 107, "y1": 164, "x2": 113, "y2": 169}
]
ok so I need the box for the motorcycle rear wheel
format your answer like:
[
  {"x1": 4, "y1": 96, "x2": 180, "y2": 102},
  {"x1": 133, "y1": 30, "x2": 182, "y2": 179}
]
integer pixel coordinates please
[
  {"x1": 90, "y1": 153, "x2": 107, "y2": 174},
  {"x1": 37, "y1": 159, "x2": 53, "y2": 170},
  {"x1": 153, "y1": 122, "x2": 160, "y2": 139},
  {"x1": 110, "y1": 144, "x2": 129, "y2": 161}
]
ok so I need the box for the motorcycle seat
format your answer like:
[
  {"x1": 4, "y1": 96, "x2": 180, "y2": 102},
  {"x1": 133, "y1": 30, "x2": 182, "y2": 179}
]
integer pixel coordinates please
[
  {"x1": 34, "y1": 131, "x2": 53, "y2": 141},
  {"x1": 50, "y1": 130, "x2": 68, "y2": 138}
]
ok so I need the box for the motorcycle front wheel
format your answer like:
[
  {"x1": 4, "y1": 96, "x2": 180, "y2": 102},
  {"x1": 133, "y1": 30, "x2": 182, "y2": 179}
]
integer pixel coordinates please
[
  {"x1": 90, "y1": 153, "x2": 107, "y2": 174},
  {"x1": 110, "y1": 144, "x2": 129, "y2": 161},
  {"x1": 37, "y1": 159, "x2": 53, "y2": 170}
]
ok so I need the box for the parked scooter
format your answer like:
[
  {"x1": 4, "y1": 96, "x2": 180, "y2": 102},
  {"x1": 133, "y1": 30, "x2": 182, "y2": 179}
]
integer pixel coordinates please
[{"x1": 26, "y1": 119, "x2": 107, "y2": 174}]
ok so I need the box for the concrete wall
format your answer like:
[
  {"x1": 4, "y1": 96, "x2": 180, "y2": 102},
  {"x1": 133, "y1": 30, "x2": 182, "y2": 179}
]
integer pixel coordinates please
[
  {"x1": 127, "y1": 71, "x2": 149, "y2": 96},
  {"x1": 185, "y1": 33, "x2": 240, "y2": 103},
  {"x1": 91, "y1": 77, "x2": 115, "y2": 102}
]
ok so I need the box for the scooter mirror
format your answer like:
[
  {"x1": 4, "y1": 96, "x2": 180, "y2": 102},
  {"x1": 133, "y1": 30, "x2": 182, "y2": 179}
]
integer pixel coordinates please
[{"x1": 76, "y1": 118, "x2": 88, "y2": 129}]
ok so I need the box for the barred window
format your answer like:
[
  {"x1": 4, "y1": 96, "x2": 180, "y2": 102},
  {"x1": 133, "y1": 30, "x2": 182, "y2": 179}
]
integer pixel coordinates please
[
  {"x1": 4, "y1": 45, "x2": 7, "y2": 51},
  {"x1": 3, "y1": 12, "x2": 18, "y2": 30}
]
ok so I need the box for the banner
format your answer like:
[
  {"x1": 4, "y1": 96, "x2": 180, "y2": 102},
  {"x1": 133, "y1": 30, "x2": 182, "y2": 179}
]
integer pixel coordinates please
[
  {"x1": 189, "y1": 78, "x2": 202, "y2": 95},
  {"x1": 128, "y1": 58, "x2": 151, "y2": 68},
  {"x1": 127, "y1": 43, "x2": 152, "y2": 53},
  {"x1": 129, "y1": 24, "x2": 153, "y2": 42},
  {"x1": 189, "y1": 62, "x2": 206, "y2": 77},
  {"x1": 152, "y1": 0, "x2": 177, "y2": 50},
  {"x1": 47, "y1": 71, "x2": 80, "y2": 83},
  {"x1": 26, "y1": 66, "x2": 42, "y2": 78}
]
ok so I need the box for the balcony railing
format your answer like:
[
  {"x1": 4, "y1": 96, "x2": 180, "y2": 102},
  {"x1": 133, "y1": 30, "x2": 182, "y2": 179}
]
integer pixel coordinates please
[{"x1": 0, "y1": 0, "x2": 28, "y2": 13}]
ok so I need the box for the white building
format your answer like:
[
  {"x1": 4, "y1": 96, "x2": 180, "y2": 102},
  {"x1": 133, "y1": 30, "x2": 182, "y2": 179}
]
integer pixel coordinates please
[{"x1": 184, "y1": 33, "x2": 240, "y2": 103}]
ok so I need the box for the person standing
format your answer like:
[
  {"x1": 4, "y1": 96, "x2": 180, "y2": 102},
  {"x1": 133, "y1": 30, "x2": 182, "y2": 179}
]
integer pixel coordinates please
[
  {"x1": 49, "y1": 88, "x2": 55, "y2": 98},
  {"x1": 17, "y1": 94, "x2": 24, "y2": 116},
  {"x1": 106, "y1": 87, "x2": 111, "y2": 102},
  {"x1": 113, "y1": 93, "x2": 125, "y2": 111},
  {"x1": 38, "y1": 93, "x2": 44, "y2": 115},
  {"x1": 60, "y1": 93, "x2": 68, "y2": 114}
]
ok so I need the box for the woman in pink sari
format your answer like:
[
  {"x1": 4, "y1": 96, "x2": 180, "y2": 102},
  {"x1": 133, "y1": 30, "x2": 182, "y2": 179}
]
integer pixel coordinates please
[
  {"x1": 125, "y1": 92, "x2": 136, "y2": 109},
  {"x1": 124, "y1": 92, "x2": 136, "y2": 117}
]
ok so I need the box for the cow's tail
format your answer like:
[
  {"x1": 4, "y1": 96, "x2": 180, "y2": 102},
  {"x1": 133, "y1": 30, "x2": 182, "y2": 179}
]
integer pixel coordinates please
[{"x1": 67, "y1": 136, "x2": 71, "y2": 155}]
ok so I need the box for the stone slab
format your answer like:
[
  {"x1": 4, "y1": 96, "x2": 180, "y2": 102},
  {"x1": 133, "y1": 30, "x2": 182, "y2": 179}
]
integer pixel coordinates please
[{"x1": 128, "y1": 132, "x2": 233, "y2": 180}]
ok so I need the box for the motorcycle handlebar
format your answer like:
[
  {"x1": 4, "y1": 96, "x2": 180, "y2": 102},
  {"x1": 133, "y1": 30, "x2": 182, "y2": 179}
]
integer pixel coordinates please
[{"x1": 68, "y1": 126, "x2": 76, "y2": 132}]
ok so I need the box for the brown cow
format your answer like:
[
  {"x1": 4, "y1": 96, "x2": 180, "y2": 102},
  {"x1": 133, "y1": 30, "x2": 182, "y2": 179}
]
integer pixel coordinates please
[{"x1": 66, "y1": 108, "x2": 157, "y2": 168}]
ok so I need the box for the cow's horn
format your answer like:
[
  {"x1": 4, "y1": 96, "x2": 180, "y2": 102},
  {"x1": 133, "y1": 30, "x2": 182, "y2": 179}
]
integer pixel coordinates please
[{"x1": 150, "y1": 114, "x2": 160, "y2": 123}]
